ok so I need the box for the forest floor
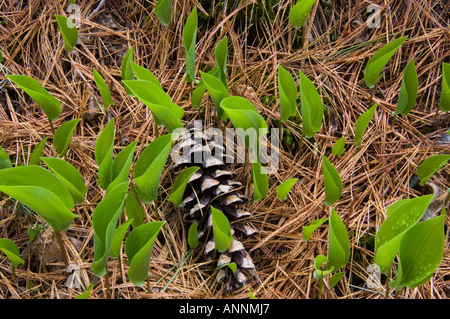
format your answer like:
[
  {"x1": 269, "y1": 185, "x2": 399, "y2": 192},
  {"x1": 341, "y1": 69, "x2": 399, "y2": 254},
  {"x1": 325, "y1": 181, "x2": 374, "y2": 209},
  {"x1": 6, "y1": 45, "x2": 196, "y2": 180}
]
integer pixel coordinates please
[{"x1": 0, "y1": 0, "x2": 449, "y2": 299}]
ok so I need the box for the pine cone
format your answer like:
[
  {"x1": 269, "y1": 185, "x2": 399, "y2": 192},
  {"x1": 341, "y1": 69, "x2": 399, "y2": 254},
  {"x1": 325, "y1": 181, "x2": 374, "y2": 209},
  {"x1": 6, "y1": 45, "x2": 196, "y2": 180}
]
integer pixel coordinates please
[{"x1": 171, "y1": 123, "x2": 258, "y2": 289}]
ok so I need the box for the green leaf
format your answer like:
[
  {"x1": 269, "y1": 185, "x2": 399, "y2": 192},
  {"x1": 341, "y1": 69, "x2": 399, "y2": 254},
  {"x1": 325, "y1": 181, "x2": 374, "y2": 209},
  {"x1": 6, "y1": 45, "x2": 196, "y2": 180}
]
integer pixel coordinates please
[
  {"x1": 27, "y1": 224, "x2": 44, "y2": 244},
  {"x1": 251, "y1": 161, "x2": 269, "y2": 202},
  {"x1": 200, "y1": 70, "x2": 229, "y2": 119},
  {"x1": 125, "y1": 189, "x2": 146, "y2": 228},
  {"x1": 6, "y1": 75, "x2": 61, "y2": 121},
  {"x1": 168, "y1": 166, "x2": 200, "y2": 206},
  {"x1": 91, "y1": 181, "x2": 129, "y2": 276},
  {"x1": 192, "y1": 67, "x2": 219, "y2": 109},
  {"x1": 125, "y1": 221, "x2": 165, "y2": 287},
  {"x1": 0, "y1": 146, "x2": 12, "y2": 169},
  {"x1": 188, "y1": 222, "x2": 199, "y2": 249},
  {"x1": 364, "y1": 36, "x2": 408, "y2": 88},
  {"x1": 29, "y1": 138, "x2": 47, "y2": 166},
  {"x1": 121, "y1": 47, "x2": 135, "y2": 96},
  {"x1": 130, "y1": 62, "x2": 162, "y2": 88},
  {"x1": 289, "y1": 0, "x2": 316, "y2": 29},
  {"x1": 214, "y1": 36, "x2": 228, "y2": 89},
  {"x1": 211, "y1": 206, "x2": 233, "y2": 253},
  {"x1": 133, "y1": 134, "x2": 173, "y2": 204},
  {"x1": 107, "y1": 140, "x2": 138, "y2": 193},
  {"x1": 0, "y1": 165, "x2": 76, "y2": 232},
  {"x1": 327, "y1": 208, "x2": 350, "y2": 270},
  {"x1": 439, "y1": 62, "x2": 450, "y2": 112},
  {"x1": 299, "y1": 71, "x2": 323, "y2": 139},
  {"x1": 276, "y1": 178, "x2": 298, "y2": 201},
  {"x1": 94, "y1": 119, "x2": 115, "y2": 189},
  {"x1": 331, "y1": 136, "x2": 346, "y2": 157},
  {"x1": 93, "y1": 69, "x2": 114, "y2": 112},
  {"x1": 75, "y1": 283, "x2": 95, "y2": 299},
  {"x1": 53, "y1": 119, "x2": 80, "y2": 158},
  {"x1": 390, "y1": 214, "x2": 445, "y2": 289},
  {"x1": 302, "y1": 218, "x2": 328, "y2": 241},
  {"x1": 375, "y1": 194, "x2": 434, "y2": 274},
  {"x1": 417, "y1": 154, "x2": 450, "y2": 186},
  {"x1": 278, "y1": 65, "x2": 297, "y2": 122},
  {"x1": 123, "y1": 79, "x2": 183, "y2": 133},
  {"x1": 41, "y1": 157, "x2": 86, "y2": 204},
  {"x1": 55, "y1": 14, "x2": 78, "y2": 51},
  {"x1": 313, "y1": 254, "x2": 334, "y2": 280},
  {"x1": 322, "y1": 155, "x2": 342, "y2": 207},
  {"x1": 329, "y1": 271, "x2": 345, "y2": 288},
  {"x1": 393, "y1": 59, "x2": 418, "y2": 116},
  {"x1": 110, "y1": 219, "x2": 134, "y2": 259},
  {"x1": 182, "y1": 7, "x2": 197, "y2": 82},
  {"x1": 220, "y1": 96, "x2": 268, "y2": 152},
  {"x1": 354, "y1": 104, "x2": 377, "y2": 148},
  {"x1": 0, "y1": 238, "x2": 25, "y2": 267},
  {"x1": 155, "y1": 0, "x2": 173, "y2": 27},
  {"x1": 217, "y1": 262, "x2": 237, "y2": 274}
]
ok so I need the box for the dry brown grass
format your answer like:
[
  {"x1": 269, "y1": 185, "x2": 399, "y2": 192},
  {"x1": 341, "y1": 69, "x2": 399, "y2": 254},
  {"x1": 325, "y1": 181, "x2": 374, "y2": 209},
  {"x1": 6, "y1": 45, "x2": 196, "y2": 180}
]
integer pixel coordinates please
[{"x1": 0, "y1": 0, "x2": 449, "y2": 299}]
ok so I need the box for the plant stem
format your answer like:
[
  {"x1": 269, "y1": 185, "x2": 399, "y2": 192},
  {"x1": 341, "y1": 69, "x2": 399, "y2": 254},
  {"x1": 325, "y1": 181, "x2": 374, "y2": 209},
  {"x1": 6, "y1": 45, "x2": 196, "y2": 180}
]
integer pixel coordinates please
[
  {"x1": 385, "y1": 267, "x2": 391, "y2": 299},
  {"x1": 368, "y1": 86, "x2": 375, "y2": 108},
  {"x1": 48, "y1": 117, "x2": 55, "y2": 135},
  {"x1": 11, "y1": 265, "x2": 17, "y2": 282},
  {"x1": 391, "y1": 114, "x2": 397, "y2": 130},
  {"x1": 433, "y1": 106, "x2": 440, "y2": 124},
  {"x1": 54, "y1": 230, "x2": 68, "y2": 268},
  {"x1": 104, "y1": 271, "x2": 111, "y2": 299}
]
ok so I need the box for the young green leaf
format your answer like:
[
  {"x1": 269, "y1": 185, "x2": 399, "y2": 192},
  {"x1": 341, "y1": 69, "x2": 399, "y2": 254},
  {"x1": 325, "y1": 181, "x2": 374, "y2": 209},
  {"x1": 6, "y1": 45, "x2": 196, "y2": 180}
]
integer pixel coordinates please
[
  {"x1": 417, "y1": 154, "x2": 450, "y2": 186},
  {"x1": 133, "y1": 134, "x2": 173, "y2": 204},
  {"x1": 107, "y1": 140, "x2": 138, "y2": 193},
  {"x1": 289, "y1": 0, "x2": 316, "y2": 29},
  {"x1": 390, "y1": 214, "x2": 445, "y2": 289},
  {"x1": 55, "y1": 14, "x2": 78, "y2": 51},
  {"x1": 155, "y1": 0, "x2": 173, "y2": 27},
  {"x1": 299, "y1": 71, "x2": 323, "y2": 139},
  {"x1": 28, "y1": 224, "x2": 44, "y2": 244},
  {"x1": 91, "y1": 181, "x2": 129, "y2": 276},
  {"x1": 93, "y1": 69, "x2": 114, "y2": 112},
  {"x1": 182, "y1": 7, "x2": 197, "y2": 82},
  {"x1": 374, "y1": 194, "x2": 434, "y2": 274},
  {"x1": 125, "y1": 189, "x2": 145, "y2": 228},
  {"x1": 438, "y1": 62, "x2": 450, "y2": 112},
  {"x1": 0, "y1": 165, "x2": 76, "y2": 232},
  {"x1": 41, "y1": 157, "x2": 87, "y2": 204},
  {"x1": 123, "y1": 79, "x2": 184, "y2": 132},
  {"x1": 364, "y1": 36, "x2": 408, "y2": 89},
  {"x1": 188, "y1": 222, "x2": 199, "y2": 249},
  {"x1": 0, "y1": 146, "x2": 12, "y2": 169},
  {"x1": 211, "y1": 206, "x2": 233, "y2": 253},
  {"x1": 168, "y1": 166, "x2": 200, "y2": 206},
  {"x1": 110, "y1": 219, "x2": 134, "y2": 259},
  {"x1": 29, "y1": 138, "x2": 47, "y2": 166},
  {"x1": 393, "y1": 58, "x2": 418, "y2": 116},
  {"x1": 0, "y1": 238, "x2": 25, "y2": 268},
  {"x1": 53, "y1": 118, "x2": 80, "y2": 158},
  {"x1": 322, "y1": 155, "x2": 342, "y2": 207},
  {"x1": 354, "y1": 104, "x2": 377, "y2": 148},
  {"x1": 125, "y1": 221, "x2": 165, "y2": 287},
  {"x1": 278, "y1": 65, "x2": 297, "y2": 123},
  {"x1": 313, "y1": 254, "x2": 334, "y2": 280},
  {"x1": 217, "y1": 262, "x2": 237, "y2": 274},
  {"x1": 251, "y1": 161, "x2": 269, "y2": 202},
  {"x1": 130, "y1": 62, "x2": 161, "y2": 88},
  {"x1": 75, "y1": 283, "x2": 95, "y2": 299},
  {"x1": 220, "y1": 96, "x2": 268, "y2": 152},
  {"x1": 121, "y1": 47, "x2": 135, "y2": 96},
  {"x1": 94, "y1": 119, "x2": 115, "y2": 189},
  {"x1": 200, "y1": 70, "x2": 229, "y2": 119},
  {"x1": 331, "y1": 136, "x2": 346, "y2": 157},
  {"x1": 6, "y1": 75, "x2": 61, "y2": 121},
  {"x1": 329, "y1": 271, "x2": 345, "y2": 288},
  {"x1": 327, "y1": 208, "x2": 350, "y2": 271},
  {"x1": 214, "y1": 36, "x2": 228, "y2": 89},
  {"x1": 276, "y1": 178, "x2": 298, "y2": 201},
  {"x1": 302, "y1": 217, "x2": 328, "y2": 241},
  {"x1": 192, "y1": 68, "x2": 218, "y2": 109}
]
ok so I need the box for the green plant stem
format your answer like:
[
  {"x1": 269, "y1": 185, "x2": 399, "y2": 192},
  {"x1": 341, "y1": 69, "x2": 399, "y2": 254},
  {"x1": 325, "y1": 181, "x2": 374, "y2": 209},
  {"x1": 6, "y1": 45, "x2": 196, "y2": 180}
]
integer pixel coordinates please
[
  {"x1": 385, "y1": 267, "x2": 391, "y2": 299},
  {"x1": 368, "y1": 86, "x2": 375, "y2": 108},
  {"x1": 54, "y1": 230, "x2": 68, "y2": 268},
  {"x1": 48, "y1": 117, "x2": 55, "y2": 135},
  {"x1": 104, "y1": 271, "x2": 111, "y2": 299}
]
